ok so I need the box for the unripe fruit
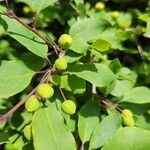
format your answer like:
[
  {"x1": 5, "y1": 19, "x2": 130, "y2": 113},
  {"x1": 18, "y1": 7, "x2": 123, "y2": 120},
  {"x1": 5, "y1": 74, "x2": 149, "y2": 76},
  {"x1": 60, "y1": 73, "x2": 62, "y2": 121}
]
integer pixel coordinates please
[
  {"x1": 123, "y1": 117, "x2": 134, "y2": 127},
  {"x1": 136, "y1": 26, "x2": 146, "y2": 33},
  {"x1": 58, "y1": 34, "x2": 73, "y2": 49},
  {"x1": 119, "y1": 21, "x2": 131, "y2": 29},
  {"x1": 55, "y1": 57, "x2": 67, "y2": 71},
  {"x1": 61, "y1": 100, "x2": 76, "y2": 115},
  {"x1": 111, "y1": 11, "x2": 120, "y2": 19},
  {"x1": 23, "y1": 124, "x2": 32, "y2": 140},
  {"x1": 95, "y1": 2, "x2": 105, "y2": 11},
  {"x1": 25, "y1": 95, "x2": 40, "y2": 112},
  {"x1": 122, "y1": 109, "x2": 133, "y2": 118},
  {"x1": 37, "y1": 83, "x2": 54, "y2": 99},
  {"x1": 23, "y1": 6, "x2": 31, "y2": 14},
  {"x1": 102, "y1": 54, "x2": 108, "y2": 61},
  {"x1": 49, "y1": 75, "x2": 61, "y2": 86}
]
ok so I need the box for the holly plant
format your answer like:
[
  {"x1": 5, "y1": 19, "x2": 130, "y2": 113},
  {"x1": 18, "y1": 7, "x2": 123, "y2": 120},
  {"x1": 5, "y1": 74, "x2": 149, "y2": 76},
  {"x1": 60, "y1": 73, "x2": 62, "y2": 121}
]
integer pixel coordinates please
[{"x1": 0, "y1": 0, "x2": 150, "y2": 150}]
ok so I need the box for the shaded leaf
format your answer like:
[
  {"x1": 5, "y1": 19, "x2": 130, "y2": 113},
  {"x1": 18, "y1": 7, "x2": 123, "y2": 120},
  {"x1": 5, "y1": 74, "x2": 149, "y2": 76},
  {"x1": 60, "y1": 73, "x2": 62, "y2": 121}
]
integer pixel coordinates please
[
  {"x1": 89, "y1": 113, "x2": 121, "y2": 149},
  {"x1": 68, "y1": 63, "x2": 116, "y2": 87},
  {"x1": 78, "y1": 101, "x2": 100, "y2": 143},
  {"x1": 0, "y1": 15, "x2": 48, "y2": 58}
]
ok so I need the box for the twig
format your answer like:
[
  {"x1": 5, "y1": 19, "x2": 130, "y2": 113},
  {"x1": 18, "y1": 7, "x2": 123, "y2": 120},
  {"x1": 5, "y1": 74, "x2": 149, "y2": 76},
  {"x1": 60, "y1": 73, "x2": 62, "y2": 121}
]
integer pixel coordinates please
[
  {"x1": 0, "y1": 68, "x2": 53, "y2": 124},
  {"x1": 2, "y1": 9, "x2": 61, "y2": 53},
  {"x1": 101, "y1": 99, "x2": 122, "y2": 113},
  {"x1": 80, "y1": 143, "x2": 84, "y2": 150},
  {"x1": 136, "y1": 38, "x2": 145, "y2": 60},
  {"x1": 59, "y1": 88, "x2": 66, "y2": 101}
]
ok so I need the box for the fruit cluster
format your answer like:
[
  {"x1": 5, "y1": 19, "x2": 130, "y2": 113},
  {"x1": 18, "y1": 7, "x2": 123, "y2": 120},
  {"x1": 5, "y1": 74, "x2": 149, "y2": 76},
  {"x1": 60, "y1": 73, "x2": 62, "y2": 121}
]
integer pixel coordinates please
[{"x1": 23, "y1": 34, "x2": 77, "y2": 140}]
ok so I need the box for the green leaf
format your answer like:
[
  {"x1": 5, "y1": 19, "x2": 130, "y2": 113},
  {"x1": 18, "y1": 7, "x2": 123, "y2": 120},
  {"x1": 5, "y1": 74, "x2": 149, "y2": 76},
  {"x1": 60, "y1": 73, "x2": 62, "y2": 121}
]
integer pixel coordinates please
[
  {"x1": 68, "y1": 63, "x2": 116, "y2": 87},
  {"x1": 144, "y1": 18, "x2": 150, "y2": 38},
  {"x1": 60, "y1": 74, "x2": 86, "y2": 94},
  {"x1": 0, "y1": 55, "x2": 44, "y2": 98},
  {"x1": 69, "y1": 38, "x2": 89, "y2": 53},
  {"x1": 108, "y1": 80, "x2": 134, "y2": 97},
  {"x1": 64, "y1": 51, "x2": 82, "y2": 63},
  {"x1": 70, "y1": 17, "x2": 110, "y2": 42},
  {"x1": 102, "y1": 127, "x2": 150, "y2": 150},
  {"x1": 121, "y1": 87, "x2": 150, "y2": 104},
  {"x1": 78, "y1": 101, "x2": 100, "y2": 143},
  {"x1": 117, "y1": 13, "x2": 132, "y2": 28},
  {"x1": 89, "y1": 113, "x2": 121, "y2": 149},
  {"x1": 32, "y1": 107, "x2": 76, "y2": 150},
  {"x1": 0, "y1": 132, "x2": 9, "y2": 144},
  {"x1": 91, "y1": 39, "x2": 111, "y2": 52},
  {"x1": 108, "y1": 58, "x2": 122, "y2": 74},
  {"x1": 9, "y1": 130, "x2": 25, "y2": 150},
  {"x1": 17, "y1": 0, "x2": 57, "y2": 12},
  {"x1": 97, "y1": 28, "x2": 123, "y2": 50},
  {"x1": 138, "y1": 14, "x2": 149, "y2": 22},
  {"x1": 69, "y1": 16, "x2": 110, "y2": 53},
  {"x1": 0, "y1": 15, "x2": 48, "y2": 58}
]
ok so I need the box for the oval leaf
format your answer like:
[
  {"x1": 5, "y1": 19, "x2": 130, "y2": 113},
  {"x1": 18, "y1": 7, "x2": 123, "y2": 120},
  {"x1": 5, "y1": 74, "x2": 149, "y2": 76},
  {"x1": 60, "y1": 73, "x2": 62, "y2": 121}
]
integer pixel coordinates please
[
  {"x1": 78, "y1": 101, "x2": 100, "y2": 144},
  {"x1": 0, "y1": 57, "x2": 43, "y2": 98},
  {"x1": 32, "y1": 107, "x2": 76, "y2": 150},
  {"x1": 91, "y1": 39, "x2": 111, "y2": 52},
  {"x1": 17, "y1": 0, "x2": 57, "y2": 12},
  {"x1": 0, "y1": 15, "x2": 48, "y2": 58},
  {"x1": 89, "y1": 113, "x2": 122, "y2": 149},
  {"x1": 122, "y1": 87, "x2": 150, "y2": 104},
  {"x1": 102, "y1": 127, "x2": 150, "y2": 150},
  {"x1": 68, "y1": 63, "x2": 116, "y2": 87}
]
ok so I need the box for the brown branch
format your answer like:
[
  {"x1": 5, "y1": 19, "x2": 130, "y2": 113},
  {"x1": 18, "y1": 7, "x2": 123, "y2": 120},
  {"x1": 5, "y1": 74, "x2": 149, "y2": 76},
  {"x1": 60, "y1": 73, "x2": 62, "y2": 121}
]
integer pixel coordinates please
[
  {"x1": 2, "y1": 10, "x2": 61, "y2": 53},
  {"x1": 0, "y1": 68, "x2": 53, "y2": 124},
  {"x1": 101, "y1": 99, "x2": 122, "y2": 113}
]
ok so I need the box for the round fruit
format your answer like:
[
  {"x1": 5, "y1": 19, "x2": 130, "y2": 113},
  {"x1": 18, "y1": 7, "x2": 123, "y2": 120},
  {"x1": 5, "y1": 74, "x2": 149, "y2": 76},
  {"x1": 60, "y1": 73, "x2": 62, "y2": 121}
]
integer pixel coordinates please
[
  {"x1": 25, "y1": 95, "x2": 40, "y2": 112},
  {"x1": 37, "y1": 83, "x2": 54, "y2": 99},
  {"x1": 95, "y1": 2, "x2": 105, "y2": 10},
  {"x1": 23, "y1": 6, "x2": 30, "y2": 14},
  {"x1": 123, "y1": 117, "x2": 134, "y2": 127},
  {"x1": 136, "y1": 26, "x2": 146, "y2": 33},
  {"x1": 23, "y1": 124, "x2": 32, "y2": 140},
  {"x1": 58, "y1": 34, "x2": 73, "y2": 49},
  {"x1": 122, "y1": 109, "x2": 133, "y2": 118},
  {"x1": 55, "y1": 57, "x2": 67, "y2": 71},
  {"x1": 111, "y1": 11, "x2": 120, "y2": 19},
  {"x1": 49, "y1": 75, "x2": 61, "y2": 86},
  {"x1": 61, "y1": 100, "x2": 76, "y2": 115}
]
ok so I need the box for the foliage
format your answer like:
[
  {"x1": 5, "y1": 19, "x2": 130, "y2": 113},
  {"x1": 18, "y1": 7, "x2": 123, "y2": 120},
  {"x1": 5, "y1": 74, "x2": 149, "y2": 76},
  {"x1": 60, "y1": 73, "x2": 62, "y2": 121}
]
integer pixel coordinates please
[{"x1": 0, "y1": 0, "x2": 150, "y2": 150}]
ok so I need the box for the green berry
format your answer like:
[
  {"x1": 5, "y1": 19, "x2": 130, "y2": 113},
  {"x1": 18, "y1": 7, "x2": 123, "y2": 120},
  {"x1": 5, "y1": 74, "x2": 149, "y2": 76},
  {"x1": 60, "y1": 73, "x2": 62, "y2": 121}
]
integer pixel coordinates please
[
  {"x1": 136, "y1": 26, "x2": 146, "y2": 33},
  {"x1": 23, "y1": 6, "x2": 31, "y2": 14},
  {"x1": 95, "y1": 2, "x2": 105, "y2": 10},
  {"x1": 111, "y1": 11, "x2": 120, "y2": 19},
  {"x1": 25, "y1": 95, "x2": 40, "y2": 112},
  {"x1": 55, "y1": 57, "x2": 67, "y2": 71},
  {"x1": 122, "y1": 109, "x2": 133, "y2": 118},
  {"x1": 49, "y1": 75, "x2": 61, "y2": 86},
  {"x1": 119, "y1": 21, "x2": 131, "y2": 28},
  {"x1": 61, "y1": 100, "x2": 76, "y2": 115},
  {"x1": 58, "y1": 34, "x2": 73, "y2": 49},
  {"x1": 37, "y1": 83, "x2": 54, "y2": 99},
  {"x1": 123, "y1": 117, "x2": 134, "y2": 127},
  {"x1": 23, "y1": 124, "x2": 32, "y2": 140}
]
